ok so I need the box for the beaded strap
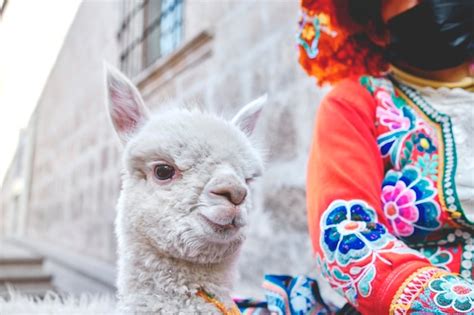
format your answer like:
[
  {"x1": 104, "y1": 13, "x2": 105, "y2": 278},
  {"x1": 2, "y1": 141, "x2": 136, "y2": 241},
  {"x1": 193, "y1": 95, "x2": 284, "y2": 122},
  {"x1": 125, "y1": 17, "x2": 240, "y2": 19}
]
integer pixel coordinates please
[{"x1": 196, "y1": 289, "x2": 241, "y2": 315}]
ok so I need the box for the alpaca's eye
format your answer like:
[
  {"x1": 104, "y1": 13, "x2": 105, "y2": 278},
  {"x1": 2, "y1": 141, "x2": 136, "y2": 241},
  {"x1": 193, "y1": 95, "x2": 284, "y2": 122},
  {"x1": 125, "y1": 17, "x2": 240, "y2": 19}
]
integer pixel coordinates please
[{"x1": 154, "y1": 164, "x2": 175, "y2": 180}]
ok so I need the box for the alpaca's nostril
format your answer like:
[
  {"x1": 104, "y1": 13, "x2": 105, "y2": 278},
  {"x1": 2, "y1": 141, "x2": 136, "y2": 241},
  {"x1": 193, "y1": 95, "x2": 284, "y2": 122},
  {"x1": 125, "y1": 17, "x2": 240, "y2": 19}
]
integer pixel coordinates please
[{"x1": 211, "y1": 187, "x2": 247, "y2": 206}]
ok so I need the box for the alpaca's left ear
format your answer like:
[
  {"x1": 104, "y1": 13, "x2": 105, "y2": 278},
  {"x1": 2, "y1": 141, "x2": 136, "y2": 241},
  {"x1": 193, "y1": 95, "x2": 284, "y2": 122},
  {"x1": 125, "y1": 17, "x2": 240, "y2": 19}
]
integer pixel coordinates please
[
  {"x1": 104, "y1": 62, "x2": 150, "y2": 145},
  {"x1": 232, "y1": 94, "x2": 267, "y2": 135}
]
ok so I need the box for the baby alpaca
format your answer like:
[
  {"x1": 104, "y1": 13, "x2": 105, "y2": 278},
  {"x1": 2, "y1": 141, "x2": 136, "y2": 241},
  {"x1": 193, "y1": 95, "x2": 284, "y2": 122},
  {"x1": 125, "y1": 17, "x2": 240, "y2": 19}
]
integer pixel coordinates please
[{"x1": 106, "y1": 65, "x2": 265, "y2": 314}]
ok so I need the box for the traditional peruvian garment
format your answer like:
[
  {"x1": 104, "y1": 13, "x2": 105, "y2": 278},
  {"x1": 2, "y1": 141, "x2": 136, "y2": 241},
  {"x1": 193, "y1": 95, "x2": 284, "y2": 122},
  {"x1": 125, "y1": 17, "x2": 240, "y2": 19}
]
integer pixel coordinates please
[
  {"x1": 306, "y1": 72, "x2": 474, "y2": 314},
  {"x1": 296, "y1": 0, "x2": 474, "y2": 313}
]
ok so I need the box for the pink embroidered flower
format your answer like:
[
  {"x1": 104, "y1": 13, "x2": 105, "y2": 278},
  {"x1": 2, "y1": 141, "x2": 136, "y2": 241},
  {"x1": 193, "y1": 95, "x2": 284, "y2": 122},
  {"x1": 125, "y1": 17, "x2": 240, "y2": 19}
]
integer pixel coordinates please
[
  {"x1": 375, "y1": 89, "x2": 411, "y2": 131},
  {"x1": 381, "y1": 180, "x2": 418, "y2": 236},
  {"x1": 381, "y1": 167, "x2": 440, "y2": 241}
]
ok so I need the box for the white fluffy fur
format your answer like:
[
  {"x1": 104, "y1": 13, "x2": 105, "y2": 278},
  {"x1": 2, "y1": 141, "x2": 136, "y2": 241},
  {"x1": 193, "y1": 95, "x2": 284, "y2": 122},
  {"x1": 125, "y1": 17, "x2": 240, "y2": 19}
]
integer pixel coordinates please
[
  {"x1": 106, "y1": 65, "x2": 265, "y2": 314},
  {"x1": 0, "y1": 289, "x2": 116, "y2": 315}
]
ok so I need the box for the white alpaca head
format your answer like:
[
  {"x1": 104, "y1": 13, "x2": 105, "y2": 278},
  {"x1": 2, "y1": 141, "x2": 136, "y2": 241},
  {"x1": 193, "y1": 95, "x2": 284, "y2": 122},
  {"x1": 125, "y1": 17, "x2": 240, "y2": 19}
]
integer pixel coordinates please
[{"x1": 105, "y1": 65, "x2": 265, "y2": 265}]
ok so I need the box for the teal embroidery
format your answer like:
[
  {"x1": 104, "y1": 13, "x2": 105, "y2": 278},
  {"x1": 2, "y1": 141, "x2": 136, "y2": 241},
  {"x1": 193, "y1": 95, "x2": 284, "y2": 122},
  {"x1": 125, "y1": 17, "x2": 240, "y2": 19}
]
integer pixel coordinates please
[
  {"x1": 430, "y1": 274, "x2": 474, "y2": 313},
  {"x1": 416, "y1": 154, "x2": 439, "y2": 181},
  {"x1": 297, "y1": 13, "x2": 321, "y2": 59},
  {"x1": 420, "y1": 247, "x2": 453, "y2": 270}
]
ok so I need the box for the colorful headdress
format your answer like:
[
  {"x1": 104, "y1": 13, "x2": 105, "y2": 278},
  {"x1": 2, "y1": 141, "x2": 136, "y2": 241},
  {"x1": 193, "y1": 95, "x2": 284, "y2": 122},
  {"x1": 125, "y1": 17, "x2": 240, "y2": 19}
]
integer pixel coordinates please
[{"x1": 297, "y1": 0, "x2": 389, "y2": 85}]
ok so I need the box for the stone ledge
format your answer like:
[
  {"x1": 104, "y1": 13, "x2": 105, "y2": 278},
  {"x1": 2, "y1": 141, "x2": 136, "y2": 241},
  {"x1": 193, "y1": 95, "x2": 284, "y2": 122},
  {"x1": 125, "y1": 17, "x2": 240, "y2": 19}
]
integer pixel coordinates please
[
  {"x1": 9, "y1": 237, "x2": 116, "y2": 290},
  {"x1": 132, "y1": 30, "x2": 214, "y2": 99}
]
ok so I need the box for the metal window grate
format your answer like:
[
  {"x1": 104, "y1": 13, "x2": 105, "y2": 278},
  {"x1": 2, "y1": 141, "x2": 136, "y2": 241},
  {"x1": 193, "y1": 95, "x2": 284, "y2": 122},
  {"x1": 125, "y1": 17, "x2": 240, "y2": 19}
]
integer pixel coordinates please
[{"x1": 119, "y1": 0, "x2": 183, "y2": 76}]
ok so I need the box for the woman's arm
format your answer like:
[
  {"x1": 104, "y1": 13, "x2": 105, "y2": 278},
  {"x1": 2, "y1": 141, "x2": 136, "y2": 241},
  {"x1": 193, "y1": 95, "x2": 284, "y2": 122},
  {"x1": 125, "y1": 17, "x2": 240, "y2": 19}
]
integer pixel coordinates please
[{"x1": 306, "y1": 78, "x2": 472, "y2": 314}]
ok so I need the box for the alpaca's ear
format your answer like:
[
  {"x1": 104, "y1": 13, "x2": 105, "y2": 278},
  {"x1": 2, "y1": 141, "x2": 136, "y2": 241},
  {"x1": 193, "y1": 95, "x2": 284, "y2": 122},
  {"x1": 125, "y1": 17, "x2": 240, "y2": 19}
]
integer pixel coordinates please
[
  {"x1": 232, "y1": 94, "x2": 267, "y2": 135},
  {"x1": 104, "y1": 63, "x2": 149, "y2": 144}
]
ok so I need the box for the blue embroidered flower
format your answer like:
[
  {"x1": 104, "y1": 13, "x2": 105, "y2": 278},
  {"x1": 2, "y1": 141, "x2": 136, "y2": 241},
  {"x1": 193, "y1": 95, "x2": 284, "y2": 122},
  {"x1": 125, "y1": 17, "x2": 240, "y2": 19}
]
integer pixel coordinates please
[
  {"x1": 430, "y1": 274, "x2": 474, "y2": 313},
  {"x1": 320, "y1": 200, "x2": 394, "y2": 266},
  {"x1": 382, "y1": 166, "x2": 441, "y2": 242},
  {"x1": 413, "y1": 132, "x2": 436, "y2": 154}
]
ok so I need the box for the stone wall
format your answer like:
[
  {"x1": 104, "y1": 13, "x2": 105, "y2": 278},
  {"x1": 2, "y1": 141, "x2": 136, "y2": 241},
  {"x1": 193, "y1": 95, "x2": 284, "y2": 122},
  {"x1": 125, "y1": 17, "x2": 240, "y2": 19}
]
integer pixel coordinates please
[
  {"x1": 12, "y1": 0, "x2": 330, "y2": 296},
  {"x1": 26, "y1": 0, "x2": 122, "y2": 263}
]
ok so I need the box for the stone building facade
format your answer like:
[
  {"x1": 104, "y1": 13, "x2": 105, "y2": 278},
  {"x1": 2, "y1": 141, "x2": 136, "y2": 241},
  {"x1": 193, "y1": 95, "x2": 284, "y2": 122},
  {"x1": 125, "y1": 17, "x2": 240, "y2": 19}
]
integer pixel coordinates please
[{"x1": 1, "y1": 0, "x2": 331, "y2": 297}]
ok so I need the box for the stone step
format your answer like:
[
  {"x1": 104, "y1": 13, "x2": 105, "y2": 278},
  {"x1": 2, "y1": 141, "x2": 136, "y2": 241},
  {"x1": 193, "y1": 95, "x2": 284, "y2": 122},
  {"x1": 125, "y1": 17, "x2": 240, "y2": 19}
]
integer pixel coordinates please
[
  {"x1": 0, "y1": 257, "x2": 44, "y2": 266},
  {"x1": 0, "y1": 269, "x2": 53, "y2": 283},
  {"x1": 0, "y1": 282, "x2": 56, "y2": 297},
  {"x1": 0, "y1": 240, "x2": 55, "y2": 297},
  {"x1": 0, "y1": 263, "x2": 43, "y2": 273}
]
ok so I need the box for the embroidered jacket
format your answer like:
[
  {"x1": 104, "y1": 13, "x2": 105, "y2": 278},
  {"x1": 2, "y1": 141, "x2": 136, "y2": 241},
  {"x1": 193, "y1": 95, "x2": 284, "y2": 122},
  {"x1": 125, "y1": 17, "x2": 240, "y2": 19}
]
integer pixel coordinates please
[{"x1": 306, "y1": 76, "x2": 474, "y2": 314}]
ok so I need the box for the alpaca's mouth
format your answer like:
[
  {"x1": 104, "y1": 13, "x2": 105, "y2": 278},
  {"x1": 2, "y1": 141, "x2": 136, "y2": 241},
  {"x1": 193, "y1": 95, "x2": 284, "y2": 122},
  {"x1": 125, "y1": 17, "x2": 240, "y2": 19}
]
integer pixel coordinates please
[{"x1": 198, "y1": 213, "x2": 239, "y2": 232}]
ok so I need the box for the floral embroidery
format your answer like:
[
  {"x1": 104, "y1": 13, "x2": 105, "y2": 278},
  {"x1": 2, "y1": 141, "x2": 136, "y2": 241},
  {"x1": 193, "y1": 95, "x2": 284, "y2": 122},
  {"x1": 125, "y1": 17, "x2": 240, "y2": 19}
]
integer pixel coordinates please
[
  {"x1": 376, "y1": 106, "x2": 417, "y2": 167},
  {"x1": 415, "y1": 154, "x2": 438, "y2": 181},
  {"x1": 420, "y1": 247, "x2": 453, "y2": 270},
  {"x1": 318, "y1": 200, "x2": 425, "y2": 306},
  {"x1": 412, "y1": 132, "x2": 436, "y2": 154},
  {"x1": 381, "y1": 167, "x2": 441, "y2": 241},
  {"x1": 390, "y1": 267, "x2": 443, "y2": 315},
  {"x1": 394, "y1": 80, "x2": 472, "y2": 227},
  {"x1": 429, "y1": 274, "x2": 474, "y2": 312},
  {"x1": 321, "y1": 200, "x2": 394, "y2": 266},
  {"x1": 374, "y1": 88, "x2": 413, "y2": 130},
  {"x1": 318, "y1": 254, "x2": 366, "y2": 306},
  {"x1": 360, "y1": 77, "x2": 418, "y2": 168}
]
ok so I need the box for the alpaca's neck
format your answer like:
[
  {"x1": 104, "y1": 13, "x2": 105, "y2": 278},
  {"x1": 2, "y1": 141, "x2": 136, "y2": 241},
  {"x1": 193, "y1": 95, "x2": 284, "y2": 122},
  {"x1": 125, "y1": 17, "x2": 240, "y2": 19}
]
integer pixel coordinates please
[{"x1": 117, "y1": 238, "x2": 237, "y2": 310}]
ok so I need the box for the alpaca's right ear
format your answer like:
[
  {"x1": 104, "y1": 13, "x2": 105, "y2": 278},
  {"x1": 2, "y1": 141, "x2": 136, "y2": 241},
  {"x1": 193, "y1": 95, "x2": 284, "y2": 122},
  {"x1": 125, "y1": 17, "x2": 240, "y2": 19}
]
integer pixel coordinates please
[
  {"x1": 232, "y1": 94, "x2": 267, "y2": 136},
  {"x1": 104, "y1": 63, "x2": 149, "y2": 145}
]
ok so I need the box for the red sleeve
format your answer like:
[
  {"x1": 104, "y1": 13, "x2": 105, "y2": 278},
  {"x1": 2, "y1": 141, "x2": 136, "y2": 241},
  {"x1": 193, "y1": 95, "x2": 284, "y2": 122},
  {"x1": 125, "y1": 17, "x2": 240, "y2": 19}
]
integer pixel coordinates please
[{"x1": 306, "y1": 78, "x2": 435, "y2": 313}]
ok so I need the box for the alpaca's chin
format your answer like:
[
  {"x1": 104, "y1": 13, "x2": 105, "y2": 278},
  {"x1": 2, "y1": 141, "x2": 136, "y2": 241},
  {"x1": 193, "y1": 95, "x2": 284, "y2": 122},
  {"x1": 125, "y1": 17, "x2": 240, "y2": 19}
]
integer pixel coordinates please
[{"x1": 182, "y1": 238, "x2": 244, "y2": 265}]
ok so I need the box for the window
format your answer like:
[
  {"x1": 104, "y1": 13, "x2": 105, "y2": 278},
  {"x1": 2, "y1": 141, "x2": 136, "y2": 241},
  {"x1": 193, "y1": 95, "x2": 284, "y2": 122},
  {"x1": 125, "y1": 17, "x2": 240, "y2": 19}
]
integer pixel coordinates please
[
  {"x1": 118, "y1": 0, "x2": 183, "y2": 77},
  {"x1": 0, "y1": 0, "x2": 8, "y2": 17}
]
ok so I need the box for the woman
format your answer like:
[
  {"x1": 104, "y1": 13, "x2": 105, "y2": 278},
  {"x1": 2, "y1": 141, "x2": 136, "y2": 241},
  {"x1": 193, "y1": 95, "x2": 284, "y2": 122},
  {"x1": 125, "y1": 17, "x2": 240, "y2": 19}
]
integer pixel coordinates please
[{"x1": 299, "y1": 0, "x2": 473, "y2": 313}]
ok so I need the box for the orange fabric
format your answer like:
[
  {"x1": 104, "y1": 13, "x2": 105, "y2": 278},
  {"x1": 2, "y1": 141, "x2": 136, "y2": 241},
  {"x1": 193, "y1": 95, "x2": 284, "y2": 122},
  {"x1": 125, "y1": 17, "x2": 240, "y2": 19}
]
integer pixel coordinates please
[{"x1": 306, "y1": 78, "x2": 434, "y2": 314}]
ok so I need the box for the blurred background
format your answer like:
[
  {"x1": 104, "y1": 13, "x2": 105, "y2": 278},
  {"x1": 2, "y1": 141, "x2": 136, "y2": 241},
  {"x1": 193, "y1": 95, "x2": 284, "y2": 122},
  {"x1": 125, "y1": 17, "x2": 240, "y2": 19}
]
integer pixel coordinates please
[{"x1": 0, "y1": 0, "x2": 331, "y2": 300}]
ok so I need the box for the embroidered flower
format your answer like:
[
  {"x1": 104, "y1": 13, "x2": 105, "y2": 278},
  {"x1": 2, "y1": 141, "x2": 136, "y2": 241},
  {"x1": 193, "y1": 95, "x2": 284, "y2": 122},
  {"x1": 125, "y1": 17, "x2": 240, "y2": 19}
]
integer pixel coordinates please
[
  {"x1": 320, "y1": 200, "x2": 394, "y2": 266},
  {"x1": 375, "y1": 88, "x2": 412, "y2": 131},
  {"x1": 420, "y1": 247, "x2": 453, "y2": 270},
  {"x1": 413, "y1": 132, "x2": 436, "y2": 154},
  {"x1": 430, "y1": 274, "x2": 474, "y2": 313},
  {"x1": 381, "y1": 166, "x2": 441, "y2": 241}
]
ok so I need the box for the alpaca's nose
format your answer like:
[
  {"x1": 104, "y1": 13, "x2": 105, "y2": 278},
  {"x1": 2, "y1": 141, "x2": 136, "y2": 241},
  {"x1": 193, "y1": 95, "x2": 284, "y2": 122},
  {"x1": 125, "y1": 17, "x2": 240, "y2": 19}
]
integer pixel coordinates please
[{"x1": 211, "y1": 185, "x2": 247, "y2": 206}]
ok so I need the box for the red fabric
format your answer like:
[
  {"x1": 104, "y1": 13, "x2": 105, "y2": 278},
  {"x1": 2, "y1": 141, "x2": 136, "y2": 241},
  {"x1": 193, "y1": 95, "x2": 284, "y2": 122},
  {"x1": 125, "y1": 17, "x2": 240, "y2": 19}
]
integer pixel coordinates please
[{"x1": 306, "y1": 78, "x2": 435, "y2": 314}]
